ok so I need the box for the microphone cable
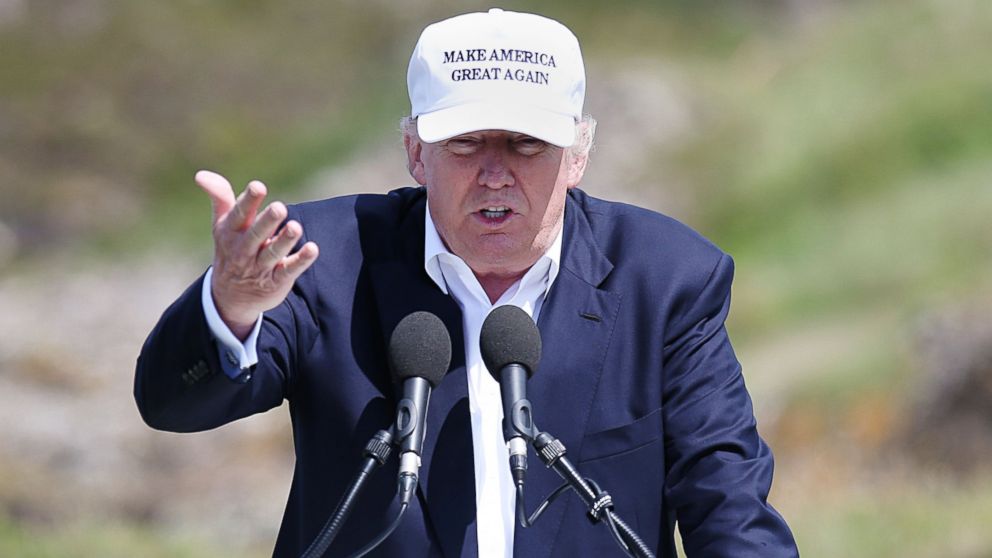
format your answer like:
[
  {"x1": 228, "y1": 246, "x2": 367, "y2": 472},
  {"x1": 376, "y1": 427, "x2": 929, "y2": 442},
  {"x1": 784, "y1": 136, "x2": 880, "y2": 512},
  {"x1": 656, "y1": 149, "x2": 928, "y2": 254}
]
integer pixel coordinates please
[
  {"x1": 300, "y1": 429, "x2": 395, "y2": 558},
  {"x1": 515, "y1": 477, "x2": 644, "y2": 558},
  {"x1": 531, "y1": 431, "x2": 655, "y2": 558},
  {"x1": 345, "y1": 498, "x2": 410, "y2": 558},
  {"x1": 515, "y1": 481, "x2": 571, "y2": 528},
  {"x1": 585, "y1": 477, "x2": 643, "y2": 558}
]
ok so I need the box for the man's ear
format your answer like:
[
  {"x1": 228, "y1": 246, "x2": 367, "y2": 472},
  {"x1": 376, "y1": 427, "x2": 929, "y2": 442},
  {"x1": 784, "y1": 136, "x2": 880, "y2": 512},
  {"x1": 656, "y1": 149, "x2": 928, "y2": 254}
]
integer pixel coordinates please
[
  {"x1": 404, "y1": 133, "x2": 427, "y2": 185},
  {"x1": 564, "y1": 121, "x2": 591, "y2": 189},
  {"x1": 564, "y1": 148, "x2": 589, "y2": 189}
]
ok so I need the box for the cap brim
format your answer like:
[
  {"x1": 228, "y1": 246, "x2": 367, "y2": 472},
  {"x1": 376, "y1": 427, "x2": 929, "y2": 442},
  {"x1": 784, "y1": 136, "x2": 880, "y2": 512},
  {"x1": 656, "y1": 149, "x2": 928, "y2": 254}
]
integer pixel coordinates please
[{"x1": 416, "y1": 102, "x2": 576, "y2": 147}]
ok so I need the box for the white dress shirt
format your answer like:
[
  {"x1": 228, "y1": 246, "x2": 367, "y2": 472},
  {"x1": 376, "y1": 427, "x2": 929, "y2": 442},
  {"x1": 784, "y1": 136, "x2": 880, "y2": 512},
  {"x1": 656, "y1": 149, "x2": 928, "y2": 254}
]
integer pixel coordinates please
[
  {"x1": 202, "y1": 200, "x2": 563, "y2": 557},
  {"x1": 422, "y1": 202, "x2": 561, "y2": 558}
]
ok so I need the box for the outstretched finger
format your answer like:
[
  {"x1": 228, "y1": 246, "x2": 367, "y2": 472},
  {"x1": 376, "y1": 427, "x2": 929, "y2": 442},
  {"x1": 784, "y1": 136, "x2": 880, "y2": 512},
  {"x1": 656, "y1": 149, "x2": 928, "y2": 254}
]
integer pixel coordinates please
[
  {"x1": 228, "y1": 180, "x2": 268, "y2": 232},
  {"x1": 274, "y1": 241, "x2": 319, "y2": 284},
  {"x1": 195, "y1": 170, "x2": 236, "y2": 224},
  {"x1": 256, "y1": 218, "x2": 299, "y2": 269},
  {"x1": 247, "y1": 201, "x2": 288, "y2": 248}
]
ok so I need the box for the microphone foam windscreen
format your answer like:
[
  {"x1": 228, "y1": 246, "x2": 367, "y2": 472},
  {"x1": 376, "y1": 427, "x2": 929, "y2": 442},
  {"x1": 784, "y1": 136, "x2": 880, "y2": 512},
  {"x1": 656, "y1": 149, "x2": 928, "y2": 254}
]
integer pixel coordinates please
[
  {"x1": 388, "y1": 311, "x2": 452, "y2": 388},
  {"x1": 480, "y1": 305, "x2": 542, "y2": 379}
]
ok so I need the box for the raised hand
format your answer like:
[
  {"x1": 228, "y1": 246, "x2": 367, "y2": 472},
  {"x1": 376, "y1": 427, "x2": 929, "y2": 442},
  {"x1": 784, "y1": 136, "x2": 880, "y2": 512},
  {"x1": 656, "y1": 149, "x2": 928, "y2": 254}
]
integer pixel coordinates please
[{"x1": 195, "y1": 170, "x2": 319, "y2": 340}]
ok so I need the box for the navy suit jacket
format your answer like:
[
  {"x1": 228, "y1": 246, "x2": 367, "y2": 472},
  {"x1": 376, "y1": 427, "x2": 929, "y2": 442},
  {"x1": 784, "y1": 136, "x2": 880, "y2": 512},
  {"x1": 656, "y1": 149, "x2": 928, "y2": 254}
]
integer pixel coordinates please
[{"x1": 135, "y1": 187, "x2": 797, "y2": 557}]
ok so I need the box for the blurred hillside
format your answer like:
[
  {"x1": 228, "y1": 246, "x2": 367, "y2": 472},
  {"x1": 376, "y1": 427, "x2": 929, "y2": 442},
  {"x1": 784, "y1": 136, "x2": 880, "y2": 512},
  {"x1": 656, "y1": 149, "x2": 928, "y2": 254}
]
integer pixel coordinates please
[{"x1": 1, "y1": 0, "x2": 991, "y2": 556}]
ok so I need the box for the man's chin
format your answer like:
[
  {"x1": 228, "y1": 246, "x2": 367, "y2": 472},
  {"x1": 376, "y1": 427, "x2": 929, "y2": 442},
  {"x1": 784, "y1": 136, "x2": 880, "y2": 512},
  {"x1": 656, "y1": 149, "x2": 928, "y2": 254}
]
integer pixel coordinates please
[{"x1": 462, "y1": 247, "x2": 539, "y2": 278}]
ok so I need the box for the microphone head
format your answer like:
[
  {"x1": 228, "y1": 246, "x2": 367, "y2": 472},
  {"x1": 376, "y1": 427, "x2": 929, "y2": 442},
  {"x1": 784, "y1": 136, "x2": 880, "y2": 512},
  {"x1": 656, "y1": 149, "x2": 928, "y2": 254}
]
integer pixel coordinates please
[
  {"x1": 480, "y1": 305, "x2": 541, "y2": 380},
  {"x1": 388, "y1": 311, "x2": 452, "y2": 388}
]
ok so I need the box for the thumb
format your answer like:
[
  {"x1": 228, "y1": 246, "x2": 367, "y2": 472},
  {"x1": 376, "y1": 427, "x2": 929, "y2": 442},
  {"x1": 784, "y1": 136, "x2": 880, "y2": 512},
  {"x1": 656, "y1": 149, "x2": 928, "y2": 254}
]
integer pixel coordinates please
[{"x1": 194, "y1": 170, "x2": 236, "y2": 223}]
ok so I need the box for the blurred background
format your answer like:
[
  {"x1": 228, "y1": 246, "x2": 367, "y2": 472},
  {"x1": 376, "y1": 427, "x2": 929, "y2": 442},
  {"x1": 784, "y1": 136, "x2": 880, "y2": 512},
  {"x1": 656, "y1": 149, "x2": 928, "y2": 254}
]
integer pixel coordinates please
[{"x1": 1, "y1": 0, "x2": 990, "y2": 556}]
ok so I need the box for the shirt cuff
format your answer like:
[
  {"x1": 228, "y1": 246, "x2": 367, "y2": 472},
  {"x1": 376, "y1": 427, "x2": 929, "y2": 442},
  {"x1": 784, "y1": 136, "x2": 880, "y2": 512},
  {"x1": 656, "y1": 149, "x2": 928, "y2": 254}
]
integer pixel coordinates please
[{"x1": 201, "y1": 266, "x2": 263, "y2": 379}]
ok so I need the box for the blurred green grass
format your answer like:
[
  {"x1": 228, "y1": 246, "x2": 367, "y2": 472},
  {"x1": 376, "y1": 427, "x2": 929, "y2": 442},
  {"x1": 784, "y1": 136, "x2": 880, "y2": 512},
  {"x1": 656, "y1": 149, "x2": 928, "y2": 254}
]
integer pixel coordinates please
[
  {"x1": 675, "y1": 474, "x2": 992, "y2": 558},
  {"x1": 679, "y1": 0, "x2": 992, "y2": 330},
  {"x1": 788, "y1": 475, "x2": 992, "y2": 558},
  {"x1": 0, "y1": 514, "x2": 261, "y2": 558}
]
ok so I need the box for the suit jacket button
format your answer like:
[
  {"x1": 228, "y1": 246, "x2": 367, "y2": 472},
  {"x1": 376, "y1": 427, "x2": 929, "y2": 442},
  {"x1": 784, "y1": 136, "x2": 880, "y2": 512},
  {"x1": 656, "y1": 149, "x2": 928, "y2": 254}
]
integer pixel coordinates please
[{"x1": 183, "y1": 360, "x2": 210, "y2": 384}]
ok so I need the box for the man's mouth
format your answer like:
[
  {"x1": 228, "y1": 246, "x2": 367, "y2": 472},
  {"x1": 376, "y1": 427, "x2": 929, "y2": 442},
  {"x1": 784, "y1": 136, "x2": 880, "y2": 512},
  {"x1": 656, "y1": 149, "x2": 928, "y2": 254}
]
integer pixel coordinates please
[{"x1": 479, "y1": 206, "x2": 511, "y2": 219}]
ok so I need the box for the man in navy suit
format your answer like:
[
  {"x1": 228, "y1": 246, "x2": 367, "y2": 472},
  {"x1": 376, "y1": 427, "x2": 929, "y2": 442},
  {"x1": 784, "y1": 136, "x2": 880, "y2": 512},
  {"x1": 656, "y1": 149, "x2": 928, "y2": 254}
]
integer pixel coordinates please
[{"x1": 136, "y1": 9, "x2": 798, "y2": 557}]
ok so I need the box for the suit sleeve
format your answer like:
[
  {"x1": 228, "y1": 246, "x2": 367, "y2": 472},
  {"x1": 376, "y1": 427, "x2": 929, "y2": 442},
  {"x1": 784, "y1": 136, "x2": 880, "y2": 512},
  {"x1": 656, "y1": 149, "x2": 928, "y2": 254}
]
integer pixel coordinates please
[
  {"x1": 134, "y1": 208, "x2": 315, "y2": 433},
  {"x1": 662, "y1": 254, "x2": 798, "y2": 557},
  {"x1": 134, "y1": 273, "x2": 301, "y2": 432}
]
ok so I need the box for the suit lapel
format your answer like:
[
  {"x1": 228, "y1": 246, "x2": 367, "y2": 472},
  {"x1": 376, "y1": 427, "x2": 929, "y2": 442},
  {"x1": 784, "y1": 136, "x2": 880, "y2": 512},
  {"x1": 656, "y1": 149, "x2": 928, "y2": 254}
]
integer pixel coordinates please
[
  {"x1": 513, "y1": 194, "x2": 621, "y2": 557},
  {"x1": 363, "y1": 192, "x2": 477, "y2": 558}
]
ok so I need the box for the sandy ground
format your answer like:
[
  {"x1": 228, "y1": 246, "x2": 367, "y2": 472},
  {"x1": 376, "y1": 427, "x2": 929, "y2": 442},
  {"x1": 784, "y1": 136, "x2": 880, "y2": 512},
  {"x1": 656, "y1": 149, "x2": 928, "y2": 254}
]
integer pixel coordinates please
[{"x1": 0, "y1": 255, "x2": 293, "y2": 550}]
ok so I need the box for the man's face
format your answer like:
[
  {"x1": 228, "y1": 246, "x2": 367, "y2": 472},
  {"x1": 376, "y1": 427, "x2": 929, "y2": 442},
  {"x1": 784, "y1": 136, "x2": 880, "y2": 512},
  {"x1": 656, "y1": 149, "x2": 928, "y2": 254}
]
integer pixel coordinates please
[{"x1": 405, "y1": 129, "x2": 587, "y2": 279}]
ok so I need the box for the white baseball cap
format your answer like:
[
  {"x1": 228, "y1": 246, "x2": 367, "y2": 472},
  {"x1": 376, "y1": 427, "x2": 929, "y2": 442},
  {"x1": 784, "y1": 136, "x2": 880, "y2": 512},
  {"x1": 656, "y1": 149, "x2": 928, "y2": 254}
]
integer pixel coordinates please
[{"x1": 407, "y1": 8, "x2": 586, "y2": 147}]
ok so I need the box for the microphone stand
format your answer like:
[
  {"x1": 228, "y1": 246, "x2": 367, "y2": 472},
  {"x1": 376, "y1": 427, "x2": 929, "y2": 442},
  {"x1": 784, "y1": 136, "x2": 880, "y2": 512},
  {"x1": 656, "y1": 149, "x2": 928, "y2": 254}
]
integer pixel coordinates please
[
  {"x1": 300, "y1": 429, "x2": 396, "y2": 558},
  {"x1": 482, "y1": 306, "x2": 652, "y2": 556},
  {"x1": 531, "y1": 431, "x2": 655, "y2": 558},
  {"x1": 511, "y1": 418, "x2": 655, "y2": 558}
]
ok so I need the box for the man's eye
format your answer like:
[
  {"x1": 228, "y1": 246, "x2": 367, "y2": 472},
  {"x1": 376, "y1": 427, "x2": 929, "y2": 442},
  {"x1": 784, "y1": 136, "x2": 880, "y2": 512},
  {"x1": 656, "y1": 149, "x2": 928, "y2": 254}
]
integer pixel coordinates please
[
  {"x1": 514, "y1": 138, "x2": 547, "y2": 155},
  {"x1": 447, "y1": 139, "x2": 480, "y2": 153}
]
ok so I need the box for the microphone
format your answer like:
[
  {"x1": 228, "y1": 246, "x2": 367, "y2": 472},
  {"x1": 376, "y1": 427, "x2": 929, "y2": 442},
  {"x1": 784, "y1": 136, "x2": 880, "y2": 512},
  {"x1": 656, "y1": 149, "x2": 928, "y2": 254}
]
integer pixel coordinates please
[
  {"x1": 478, "y1": 308, "x2": 656, "y2": 557},
  {"x1": 388, "y1": 311, "x2": 451, "y2": 505},
  {"x1": 480, "y1": 305, "x2": 542, "y2": 484}
]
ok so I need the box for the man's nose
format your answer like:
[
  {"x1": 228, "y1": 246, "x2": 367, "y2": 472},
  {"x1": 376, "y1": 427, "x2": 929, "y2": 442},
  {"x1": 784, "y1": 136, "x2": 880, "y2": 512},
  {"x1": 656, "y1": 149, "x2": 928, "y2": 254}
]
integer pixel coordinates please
[{"x1": 477, "y1": 150, "x2": 514, "y2": 189}]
